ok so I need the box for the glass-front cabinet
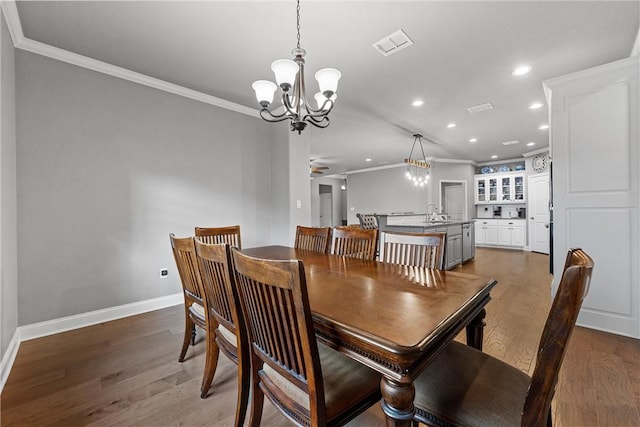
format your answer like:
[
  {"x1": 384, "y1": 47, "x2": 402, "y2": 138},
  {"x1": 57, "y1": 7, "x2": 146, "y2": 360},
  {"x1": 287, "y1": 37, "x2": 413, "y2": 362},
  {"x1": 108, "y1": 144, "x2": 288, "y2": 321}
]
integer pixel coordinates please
[
  {"x1": 475, "y1": 176, "x2": 499, "y2": 203},
  {"x1": 475, "y1": 172, "x2": 526, "y2": 204}
]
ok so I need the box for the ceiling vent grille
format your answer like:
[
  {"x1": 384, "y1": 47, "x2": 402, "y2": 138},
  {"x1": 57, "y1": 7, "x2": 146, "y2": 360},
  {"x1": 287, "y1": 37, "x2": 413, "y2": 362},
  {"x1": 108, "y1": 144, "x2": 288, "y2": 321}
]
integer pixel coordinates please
[
  {"x1": 502, "y1": 140, "x2": 520, "y2": 146},
  {"x1": 467, "y1": 102, "x2": 494, "y2": 114},
  {"x1": 373, "y1": 30, "x2": 414, "y2": 56}
]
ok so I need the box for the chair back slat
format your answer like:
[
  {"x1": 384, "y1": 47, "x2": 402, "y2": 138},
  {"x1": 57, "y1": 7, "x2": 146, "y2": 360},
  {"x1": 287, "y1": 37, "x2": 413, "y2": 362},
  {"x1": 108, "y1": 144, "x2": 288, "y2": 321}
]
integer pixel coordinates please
[
  {"x1": 294, "y1": 226, "x2": 331, "y2": 253},
  {"x1": 330, "y1": 227, "x2": 378, "y2": 260},
  {"x1": 195, "y1": 225, "x2": 242, "y2": 249},
  {"x1": 232, "y1": 248, "x2": 323, "y2": 396},
  {"x1": 170, "y1": 234, "x2": 203, "y2": 302},
  {"x1": 522, "y1": 248, "x2": 593, "y2": 426},
  {"x1": 379, "y1": 231, "x2": 446, "y2": 269}
]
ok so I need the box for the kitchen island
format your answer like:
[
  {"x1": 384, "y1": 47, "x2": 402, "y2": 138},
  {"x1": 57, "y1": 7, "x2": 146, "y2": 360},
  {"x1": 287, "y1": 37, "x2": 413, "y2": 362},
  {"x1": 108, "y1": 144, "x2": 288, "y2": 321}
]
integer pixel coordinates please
[{"x1": 376, "y1": 213, "x2": 475, "y2": 270}]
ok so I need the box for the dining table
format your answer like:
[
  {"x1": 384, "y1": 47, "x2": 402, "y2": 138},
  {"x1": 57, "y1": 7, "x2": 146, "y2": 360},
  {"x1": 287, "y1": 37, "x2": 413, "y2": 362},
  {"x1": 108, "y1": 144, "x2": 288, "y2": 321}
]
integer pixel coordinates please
[{"x1": 241, "y1": 245, "x2": 497, "y2": 427}]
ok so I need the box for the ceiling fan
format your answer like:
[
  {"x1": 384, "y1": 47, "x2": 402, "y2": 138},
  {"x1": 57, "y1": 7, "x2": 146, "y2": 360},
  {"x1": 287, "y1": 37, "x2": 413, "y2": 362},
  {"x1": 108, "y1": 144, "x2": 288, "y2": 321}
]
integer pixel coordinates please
[{"x1": 310, "y1": 164, "x2": 329, "y2": 175}]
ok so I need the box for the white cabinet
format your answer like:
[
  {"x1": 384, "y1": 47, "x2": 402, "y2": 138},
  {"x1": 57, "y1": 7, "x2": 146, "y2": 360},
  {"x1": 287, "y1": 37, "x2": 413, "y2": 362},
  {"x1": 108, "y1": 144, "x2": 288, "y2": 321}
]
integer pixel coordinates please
[
  {"x1": 475, "y1": 172, "x2": 526, "y2": 204},
  {"x1": 499, "y1": 174, "x2": 526, "y2": 203},
  {"x1": 497, "y1": 220, "x2": 526, "y2": 247},
  {"x1": 475, "y1": 220, "x2": 498, "y2": 245},
  {"x1": 475, "y1": 219, "x2": 524, "y2": 248},
  {"x1": 474, "y1": 176, "x2": 498, "y2": 204}
]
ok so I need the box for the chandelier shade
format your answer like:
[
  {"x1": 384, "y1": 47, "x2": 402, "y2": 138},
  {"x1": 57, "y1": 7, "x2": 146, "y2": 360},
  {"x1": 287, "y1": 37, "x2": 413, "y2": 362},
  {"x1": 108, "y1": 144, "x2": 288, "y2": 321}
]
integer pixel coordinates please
[{"x1": 251, "y1": 0, "x2": 341, "y2": 134}]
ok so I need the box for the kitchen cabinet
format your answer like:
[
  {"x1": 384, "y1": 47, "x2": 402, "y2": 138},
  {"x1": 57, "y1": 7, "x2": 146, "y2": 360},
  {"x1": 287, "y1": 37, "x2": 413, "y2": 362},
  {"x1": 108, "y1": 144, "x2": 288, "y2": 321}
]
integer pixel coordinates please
[
  {"x1": 474, "y1": 176, "x2": 498, "y2": 204},
  {"x1": 445, "y1": 224, "x2": 463, "y2": 269},
  {"x1": 475, "y1": 172, "x2": 526, "y2": 204},
  {"x1": 475, "y1": 219, "x2": 498, "y2": 245},
  {"x1": 497, "y1": 220, "x2": 526, "y2": 247}
]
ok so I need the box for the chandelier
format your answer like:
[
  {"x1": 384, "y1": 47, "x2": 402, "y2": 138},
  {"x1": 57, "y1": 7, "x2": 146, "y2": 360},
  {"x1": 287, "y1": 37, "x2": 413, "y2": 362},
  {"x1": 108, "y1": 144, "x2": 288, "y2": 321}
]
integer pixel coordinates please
[
  {"x1": 405, "y1": 134, "x2": 431, "y2": 187},
  {"x1": 251, "y1": 0, "x2": 341, "y2": 134}
]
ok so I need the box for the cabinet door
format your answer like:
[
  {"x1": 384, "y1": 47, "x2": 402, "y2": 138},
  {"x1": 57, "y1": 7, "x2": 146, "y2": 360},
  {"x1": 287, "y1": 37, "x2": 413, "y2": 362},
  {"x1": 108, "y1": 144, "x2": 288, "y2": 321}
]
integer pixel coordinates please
[
  {"x1": 488, "y1": 178, "x2": 498, "y2": 202},
  {"x1": 498, "y1": 226, "x2": 512, "y2": 245},
  {"x1": 475, "y1": 177, "x2": 486, "y2": 204},
  {"x1": 485, "y1": 226, "x2": 499, "y2": 244},
  {"x1": 500, "y1": 176, "x2": 511, "y2": 202},
  {"x1": 511, "y1": 226, "x2": 526, "y2": 246},
  {"x1": 513, "y1": 175, "x2": 525, "y2": 202},
  {"x1": 447, "y1": 234, "x2": 462, "y2": 268},
  {"x1": 475, "y1": 223, "x2": 485, "y2": 244}
]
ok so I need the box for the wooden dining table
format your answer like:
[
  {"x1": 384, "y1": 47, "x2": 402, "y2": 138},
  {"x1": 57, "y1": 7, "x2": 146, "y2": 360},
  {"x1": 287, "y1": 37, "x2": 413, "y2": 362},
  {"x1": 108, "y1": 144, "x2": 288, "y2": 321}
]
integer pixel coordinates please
[{"x1": 241, "y1": 246, "x2": 497, "y2": 427}]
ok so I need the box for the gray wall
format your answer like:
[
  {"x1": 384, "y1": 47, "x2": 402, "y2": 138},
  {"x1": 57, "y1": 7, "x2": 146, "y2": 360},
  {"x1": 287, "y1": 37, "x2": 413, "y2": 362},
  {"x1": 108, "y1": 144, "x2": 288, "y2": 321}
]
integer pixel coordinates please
[
  {"x1": 310, "y1": 176, "x2": 345, "y2": 227},
  {"x1": 346, "y1": 162, "x2": 475, "y2": 224},
  {"x1": 16, "y1": 51, "x2": 276, "y2": 325},
  {"x1": 1, "y1": 10, "x2": 18, "y2": 359}
]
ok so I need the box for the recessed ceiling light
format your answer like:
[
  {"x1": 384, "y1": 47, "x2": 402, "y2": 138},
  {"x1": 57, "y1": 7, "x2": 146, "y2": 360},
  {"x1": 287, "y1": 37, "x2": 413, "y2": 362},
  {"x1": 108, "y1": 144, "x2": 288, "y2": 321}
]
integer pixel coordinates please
[
  {"x1": 538, "y1": 124, "x2": 549, "y2": 130},
  {"x1": 512, "y1": 65, "x2": 532, "y2": 76},
  {"x1": 365, "y1": 158, "x2": 372, "y2": 162},
  {"x1": 412, "y1": 100, "x2": 424, "y2": 107},
  {"x1": 446, "y1": 123, "x2": 456, "y2": 128},
  {"x1": 529, "y1": 102, "x2": 544, "y2": 109},
  {"x1": 527, "y1": 142, "x2": 536, "y2": 146},
  {"x1": 491, "y1": 155, "x2": 498, "y2": 159},
  {"x1": 469, "y1": 138, "x2": 478, "y2": 143}
]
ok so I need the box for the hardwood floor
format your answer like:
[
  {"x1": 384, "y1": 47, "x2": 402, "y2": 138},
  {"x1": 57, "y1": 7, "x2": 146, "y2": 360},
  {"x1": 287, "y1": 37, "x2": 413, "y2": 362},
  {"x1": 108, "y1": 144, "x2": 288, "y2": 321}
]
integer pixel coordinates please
[{"x1": 2, "y1": 248, "x2": 639, "y2": 426}]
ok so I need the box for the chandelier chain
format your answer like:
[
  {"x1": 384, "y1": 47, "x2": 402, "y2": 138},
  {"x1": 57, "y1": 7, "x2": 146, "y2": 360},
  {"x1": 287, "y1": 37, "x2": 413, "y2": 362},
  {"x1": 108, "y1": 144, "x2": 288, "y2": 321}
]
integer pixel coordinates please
[{"x1": 296, "y1": 0, "x2": 301, "y2": 49}]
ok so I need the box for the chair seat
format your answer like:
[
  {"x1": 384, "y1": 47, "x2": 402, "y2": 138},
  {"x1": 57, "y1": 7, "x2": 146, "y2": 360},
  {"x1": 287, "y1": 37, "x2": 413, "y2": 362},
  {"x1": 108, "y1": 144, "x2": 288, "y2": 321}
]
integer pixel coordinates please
[
  {"x1": 189, "y1": 302, "x2": 206, "y2": 320},
  {"x1": 263, "y1": 343, "x2": 381, "y2": 422},
  {"x1": 414, "y1": 341, "x2": 530, "y2": 427}
]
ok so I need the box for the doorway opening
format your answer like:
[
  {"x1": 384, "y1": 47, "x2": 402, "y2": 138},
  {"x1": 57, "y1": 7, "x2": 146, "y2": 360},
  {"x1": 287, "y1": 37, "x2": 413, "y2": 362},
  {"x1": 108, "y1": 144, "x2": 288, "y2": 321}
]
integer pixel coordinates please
[
  {"x1": 439, "y1": 180, "x2": 467, "y2": 221},
  {"x1": 319, "y1": 184, "x2": 333, "y2": 227}
]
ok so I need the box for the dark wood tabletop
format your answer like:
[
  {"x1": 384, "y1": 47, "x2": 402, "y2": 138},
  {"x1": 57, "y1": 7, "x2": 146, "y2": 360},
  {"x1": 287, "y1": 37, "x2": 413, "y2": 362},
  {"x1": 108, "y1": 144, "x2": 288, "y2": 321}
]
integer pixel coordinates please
[{"x1": 241, "y1": 245, "x2": 497, "y2": 426}]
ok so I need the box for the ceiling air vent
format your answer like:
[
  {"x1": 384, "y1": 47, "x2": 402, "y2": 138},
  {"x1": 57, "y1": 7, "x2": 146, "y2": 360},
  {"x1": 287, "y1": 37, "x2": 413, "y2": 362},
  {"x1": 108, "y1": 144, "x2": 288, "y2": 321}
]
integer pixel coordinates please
[
  {"x1": 502, "y1": 140, "x2": 520, "y2": 146},
  {"x1": 373, "y1": 29, "x2": 414, "y2": 56},
  {"x1": 467, "y1": 102, "x2": 494, "y2": 114}
]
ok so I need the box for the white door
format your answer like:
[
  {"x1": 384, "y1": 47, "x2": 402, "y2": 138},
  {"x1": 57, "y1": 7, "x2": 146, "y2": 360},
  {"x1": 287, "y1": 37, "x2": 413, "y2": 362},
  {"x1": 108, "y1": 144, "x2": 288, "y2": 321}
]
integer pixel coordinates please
[
  {"x1": 528, "y1": 173, "x2": 550, "y2": 254},
  {"x1": 440, "y1": 181, "x2": 467, "y2": 220},
  {"x1": 319, "y1": 193, "x2": 333, "y2": 227}
]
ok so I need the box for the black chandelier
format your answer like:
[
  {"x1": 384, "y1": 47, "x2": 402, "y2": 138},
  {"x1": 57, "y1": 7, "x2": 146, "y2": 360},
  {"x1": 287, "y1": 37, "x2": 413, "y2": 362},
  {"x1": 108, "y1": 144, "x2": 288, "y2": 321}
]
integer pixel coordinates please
[{"x1": 251, "y1": 0, "x2": 341, "y2": 134}]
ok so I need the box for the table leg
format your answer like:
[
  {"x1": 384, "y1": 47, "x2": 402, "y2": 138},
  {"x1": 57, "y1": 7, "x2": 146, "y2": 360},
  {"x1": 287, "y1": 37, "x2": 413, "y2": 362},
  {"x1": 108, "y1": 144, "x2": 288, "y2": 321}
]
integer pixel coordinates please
[
  {"x1": 466, "y1": 308, "x2": 486, "y2": 350},
  {"x1": 380, "y1": 377, "x2": 415, "y2": 427}
]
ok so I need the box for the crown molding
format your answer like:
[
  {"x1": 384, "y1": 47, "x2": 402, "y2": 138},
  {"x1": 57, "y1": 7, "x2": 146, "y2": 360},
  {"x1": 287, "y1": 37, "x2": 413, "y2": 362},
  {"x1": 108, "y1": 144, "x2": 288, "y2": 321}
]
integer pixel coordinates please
[
  {"x1": 0, "y1": 1, "x2": 258, "y2": 118},
  {"x1": 631, "y1": 27, "x2": 639, "y2": 57},
  {"x1": 522, "y1": 147, "x2": 549, "y2": 158}
]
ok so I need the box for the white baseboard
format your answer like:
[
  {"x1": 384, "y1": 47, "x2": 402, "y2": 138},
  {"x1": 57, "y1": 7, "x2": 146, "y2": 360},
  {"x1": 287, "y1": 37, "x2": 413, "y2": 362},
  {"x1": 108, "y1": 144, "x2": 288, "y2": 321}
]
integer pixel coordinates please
[
  {"x1": 0, "y1": 329, "x2": 21, "y2": 393},
  {"x1": 0, "y1": 293, "x2": 183, "y2": 393}
]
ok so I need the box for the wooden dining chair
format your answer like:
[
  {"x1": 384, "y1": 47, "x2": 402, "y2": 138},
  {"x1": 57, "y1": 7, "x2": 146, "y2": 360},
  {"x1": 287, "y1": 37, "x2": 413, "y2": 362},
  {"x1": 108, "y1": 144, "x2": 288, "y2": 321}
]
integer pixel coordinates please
[
  {"x1": 195, "y1": 225, "x2": 242, "y2": 249},
  {"x1": 379, "y1": 231, "x2": 446, "y2": 269},
  {"x1": 194, "y1": 241, "x2": 249, "y2": 425},
  {"x1": 294, "y1": 225, "x2": 331, "y2": 253},
  {"x1": 169, "y1": 234, "x2": 206, "y2": 363},
  {"x1": 231, "y1": 248, "x2": 382, "y2": 427},
  {"x1": 330, "y1": 226, "x2": 378, "y2": 260},
  {"x1": 411, "y1": 248, "x2": 594, "y2": 427}
]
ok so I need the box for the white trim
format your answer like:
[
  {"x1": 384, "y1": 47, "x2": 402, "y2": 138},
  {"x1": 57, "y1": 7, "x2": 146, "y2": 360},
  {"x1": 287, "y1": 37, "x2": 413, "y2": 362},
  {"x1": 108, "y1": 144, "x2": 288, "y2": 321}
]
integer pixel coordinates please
[
  {"x1": 0, "y1": 329, "x2": 20, "y2": 393},
  {"x1": 0, "y1": 1, "x2": 22, "y2": 47},
  {"x1": 476, "y1": 157, "x2": 526, "y2": 167},
  {"x1": 522, "y1": 147, "x2": 550, "y2": 158},
  {"x1": 0, "y1": 1, "x2": 258, "y2": 119},
  {"x1": 631, "y1": 27, "x2": 639, "y2": 57},
  {"x1": 19, "y1": 292, "x2": 183, "y2": 342}
]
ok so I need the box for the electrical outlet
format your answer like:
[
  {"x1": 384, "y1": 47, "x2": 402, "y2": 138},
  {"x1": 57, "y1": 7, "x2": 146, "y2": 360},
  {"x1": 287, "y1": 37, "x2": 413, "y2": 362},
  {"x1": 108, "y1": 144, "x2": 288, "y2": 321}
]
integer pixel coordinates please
[{"x1": 160, "y1": 268, "x2": 169, "y2": 279}]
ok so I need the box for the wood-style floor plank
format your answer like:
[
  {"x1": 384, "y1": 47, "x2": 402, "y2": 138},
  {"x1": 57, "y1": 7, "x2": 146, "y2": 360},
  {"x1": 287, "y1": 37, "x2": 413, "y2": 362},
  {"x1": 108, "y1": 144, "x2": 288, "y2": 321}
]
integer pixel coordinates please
[{"x1": 2, "y1": 248, "x2": 639, "y2": 426}]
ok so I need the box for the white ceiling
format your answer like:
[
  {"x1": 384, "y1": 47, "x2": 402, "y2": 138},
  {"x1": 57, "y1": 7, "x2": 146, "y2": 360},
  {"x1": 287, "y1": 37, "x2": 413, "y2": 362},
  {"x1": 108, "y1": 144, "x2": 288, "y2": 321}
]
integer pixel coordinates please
[{"x1": 13, "y1": 1, "x2": 640, "y2": 175}]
